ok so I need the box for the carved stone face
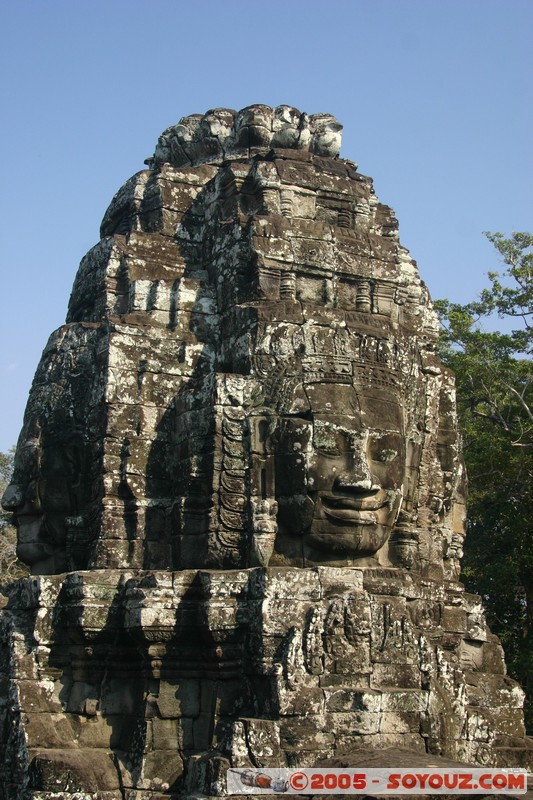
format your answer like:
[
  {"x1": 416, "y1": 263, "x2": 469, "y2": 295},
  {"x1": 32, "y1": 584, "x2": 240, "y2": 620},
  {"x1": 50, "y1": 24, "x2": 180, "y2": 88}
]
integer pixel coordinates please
[
  {"x1": 2, "y1": 477, "x2": 53, "y2": 570},
  {"x1": 234, "y1": 105, "x2": 273, "y2": 148},
  {"x1": 274, "y1": 382, "x2": 406, "y2": 565},
  {"x1": 309, "y1": 113, "x2": 343, "y2": 158},
  {"x1": 3, "y1": 440, "x2": 92, "y2": 574},
  {"x1": 2, "y1": 108, "x2": 465, "y2": 578}
]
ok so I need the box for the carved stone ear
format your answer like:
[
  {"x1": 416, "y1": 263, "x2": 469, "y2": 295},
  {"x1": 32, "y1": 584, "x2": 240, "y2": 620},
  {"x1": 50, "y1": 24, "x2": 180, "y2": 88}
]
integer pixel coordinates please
[
  {"x1": 247, "y1": 411, "x2": 279, "y2": 566},
  {"x1": 249, "y1": 498, "x2": 278, "y2": 567}
]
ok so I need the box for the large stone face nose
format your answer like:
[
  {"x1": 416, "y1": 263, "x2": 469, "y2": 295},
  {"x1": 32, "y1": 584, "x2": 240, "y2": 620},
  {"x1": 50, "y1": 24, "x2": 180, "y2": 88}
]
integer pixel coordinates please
[
  {"x1": 1, "y1": 482, "x2": 24, "y2": 511},
  {"x1": 333, "y1": 473, "x2": 380, "y2": 493},
  {"x1": 333, "y1": 473, "x2": 381, "y2": 494},
  {"x1": 333, "y1": 438, "x2": 379, "y2": 494}
]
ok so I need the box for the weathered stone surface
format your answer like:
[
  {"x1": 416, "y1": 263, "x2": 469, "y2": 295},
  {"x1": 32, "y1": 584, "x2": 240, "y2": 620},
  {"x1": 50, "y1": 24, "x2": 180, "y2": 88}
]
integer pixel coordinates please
[{"x1": 1, "y1": 105, "x2": 531, "y2": 798}]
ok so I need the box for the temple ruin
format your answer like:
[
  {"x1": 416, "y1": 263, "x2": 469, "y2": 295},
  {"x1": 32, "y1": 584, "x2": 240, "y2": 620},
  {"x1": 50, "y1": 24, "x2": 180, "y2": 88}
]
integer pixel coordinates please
[{"x1": 1, "y1": 105, "x2": 531, "y2": 798}]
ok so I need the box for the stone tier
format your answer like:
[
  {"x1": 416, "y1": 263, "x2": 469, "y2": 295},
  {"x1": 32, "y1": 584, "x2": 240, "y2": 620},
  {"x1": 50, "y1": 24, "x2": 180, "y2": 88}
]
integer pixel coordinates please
[
  {"x1": 1, "y1": 567, "x2": 530, "y2": 798},
  {"x1": 150, "y1": 105, "x2": 343, "y2": 168}
]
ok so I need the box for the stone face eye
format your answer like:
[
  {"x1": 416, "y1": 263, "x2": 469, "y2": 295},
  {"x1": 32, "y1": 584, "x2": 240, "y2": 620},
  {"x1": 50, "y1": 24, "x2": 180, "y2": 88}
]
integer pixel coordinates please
[
  {"x1": 313, "y1": 424, "x2": 357, "y2": 457},
  {"x1": 374, "y1": 449, "x2": 398, "y2": 463},
  {"x1": 314, "y1": 429, "x2": 339, "y2": 456}
]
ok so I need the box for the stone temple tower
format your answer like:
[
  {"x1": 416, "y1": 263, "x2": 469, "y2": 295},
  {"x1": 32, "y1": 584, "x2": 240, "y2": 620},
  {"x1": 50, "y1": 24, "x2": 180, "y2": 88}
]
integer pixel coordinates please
[{"x1": 1, "y1": 105, "x2": 531, "y2": 798}]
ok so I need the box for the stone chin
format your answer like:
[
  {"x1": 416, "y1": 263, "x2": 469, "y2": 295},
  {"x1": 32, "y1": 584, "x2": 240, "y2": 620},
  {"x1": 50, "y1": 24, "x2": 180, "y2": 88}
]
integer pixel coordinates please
[
  {"x1": 306, "y1": 490, "x2": 403, "y2": 557},
  {"x1": 306, "y1": 522, "x2": 393, "y2": 556},
  {"x1": 16, "y1": 539, "x2": 52, "y2": 570},
  {"x1": 15, "y1": 516, "x2": 65, "y2": 573}
]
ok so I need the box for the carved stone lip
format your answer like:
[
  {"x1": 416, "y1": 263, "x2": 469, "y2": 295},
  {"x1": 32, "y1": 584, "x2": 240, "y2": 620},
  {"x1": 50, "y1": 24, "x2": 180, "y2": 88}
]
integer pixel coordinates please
[
  {"x1": 320, "y1": 492, "x2": 387, "y2": 511},
  {"x1": 322, "y1": 505, "x2": 376, "y2": 524}
]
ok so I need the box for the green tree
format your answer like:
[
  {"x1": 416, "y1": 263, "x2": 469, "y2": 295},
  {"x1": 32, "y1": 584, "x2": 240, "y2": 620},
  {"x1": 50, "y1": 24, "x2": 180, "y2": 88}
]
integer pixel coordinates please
[
  {"x1": 436, "y1": 231, "x2": 533, "y2": 732},
  {"x1": 0, "y1": 446, "x2": 27, "y2": 592}
]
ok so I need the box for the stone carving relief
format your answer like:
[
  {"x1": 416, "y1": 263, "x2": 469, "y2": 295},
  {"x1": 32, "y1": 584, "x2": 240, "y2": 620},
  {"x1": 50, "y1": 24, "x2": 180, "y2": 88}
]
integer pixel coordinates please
[
  {"x1": 1, "y1": 106, "x2": 530, "y2": 799},
  {"x1": 2, "y1": 114, "x2": 465, "y2": 579}
]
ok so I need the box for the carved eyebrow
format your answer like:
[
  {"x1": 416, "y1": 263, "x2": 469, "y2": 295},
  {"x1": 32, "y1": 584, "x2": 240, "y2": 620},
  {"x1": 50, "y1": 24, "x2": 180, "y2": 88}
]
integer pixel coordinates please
[{"x1": 285, "y1": 409, "x2": 313, "y2": 422}]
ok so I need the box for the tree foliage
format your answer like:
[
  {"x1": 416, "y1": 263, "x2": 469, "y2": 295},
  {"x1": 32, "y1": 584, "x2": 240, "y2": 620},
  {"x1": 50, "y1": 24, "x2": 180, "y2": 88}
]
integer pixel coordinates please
[{"x1": 436, "y1": 231, "x2": 533, "y2": 732}]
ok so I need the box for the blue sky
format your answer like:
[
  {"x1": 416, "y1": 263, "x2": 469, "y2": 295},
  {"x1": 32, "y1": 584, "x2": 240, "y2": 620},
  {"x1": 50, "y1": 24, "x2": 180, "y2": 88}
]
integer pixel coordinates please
[{"x1": 1, "y1": 0, "x2": 532, "y2": 452}]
